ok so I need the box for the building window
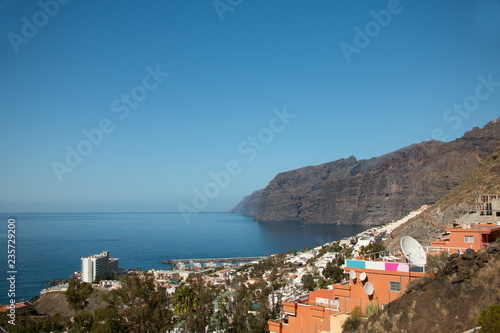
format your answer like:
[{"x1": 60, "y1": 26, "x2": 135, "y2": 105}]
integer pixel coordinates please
[
  {"x1": 464, "y1": 236, "x2": 474, "y2": 243},
  {"x1": 389, "y1": 281, "x2": 401, "y2": 292}
]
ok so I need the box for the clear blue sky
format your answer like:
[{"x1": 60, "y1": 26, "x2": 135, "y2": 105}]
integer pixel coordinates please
[{"x1": 1, "y1": 0, "x2": 499, "y2": 213}]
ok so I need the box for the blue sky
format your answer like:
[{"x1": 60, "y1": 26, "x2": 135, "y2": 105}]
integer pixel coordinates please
[{"x1": 1, "y1": 0, "x2": 499, "y2": 213}]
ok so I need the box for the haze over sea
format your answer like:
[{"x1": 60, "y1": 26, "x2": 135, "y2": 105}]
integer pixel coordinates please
[{"x1": 0, "y1": 212, "x2": 365, "y2": 304}]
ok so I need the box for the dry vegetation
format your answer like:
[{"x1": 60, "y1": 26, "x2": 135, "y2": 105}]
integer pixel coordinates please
[
  {"x1": 387, "y1": 143, "x2": 500, "y2": 251},
  {"x1": 360, "y1": 241, "x2": 500, "y2": 333},
  {"x1": 32, "y1": 289, "x2": 109, "y2": 319}
]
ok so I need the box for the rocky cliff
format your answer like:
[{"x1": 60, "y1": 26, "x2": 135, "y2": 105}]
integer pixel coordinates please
[
  {"x1": 386, "y1": 139, "x2": 500, "y2": 250},
  {"x1": 233, "y1": 118, "x2": 500, "y2": 225},
  {"x1": 229, "y1": 189, "x2": 263, "y2": 217}
]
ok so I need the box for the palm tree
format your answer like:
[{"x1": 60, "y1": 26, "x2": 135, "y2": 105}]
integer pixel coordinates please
[{"x1": 173, "y1": 284, "x2": 197, "y2": 332}]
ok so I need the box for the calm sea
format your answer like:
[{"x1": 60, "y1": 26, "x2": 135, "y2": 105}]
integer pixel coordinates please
[{"x1": 0, "y1": 213, "x2": 366, "y2": 304}]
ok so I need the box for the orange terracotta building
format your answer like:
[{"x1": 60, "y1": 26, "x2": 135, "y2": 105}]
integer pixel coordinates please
[
  {"x1": 430, "y1": 223, "x2": 500, "y2": 252},
  {"x1": 431, "y1": 195, "x2": 500, "y2": 252},
  {"x1": 269, "y1": 254, "x2": 425, "y2": 333},
  {"x1": 269, "y1": 194, "x2": 500, "y2": 333}
]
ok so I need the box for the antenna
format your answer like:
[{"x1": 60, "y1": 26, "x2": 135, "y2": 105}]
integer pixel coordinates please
[
  {"x1": 364, "y1": 282, "x2": 374, "y2": 296},
  {"x1": 359, "y1": 272, "x2": 367, "y2": 281},
  {"x1": 400, "y1": 236, "x2": 427, "y2": 267},
  {"x1": 349, "y1": 270, "x2": 357, "y2": 280}
]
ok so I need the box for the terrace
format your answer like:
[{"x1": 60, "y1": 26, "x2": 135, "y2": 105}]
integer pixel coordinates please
[{"x1": 350, "y1": 249, "x2": 425, "y2": 273}]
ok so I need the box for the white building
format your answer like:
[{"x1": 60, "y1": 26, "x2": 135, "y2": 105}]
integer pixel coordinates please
[
  {"x1": 458, "y1": 194, "x2": 500, "y2": 225},
  {"x1": 108, "y1": 258, "x2": 119, "y2": 274},
  {"x1": 81, "y1": 251, "x2": 119, "y2": 283}
]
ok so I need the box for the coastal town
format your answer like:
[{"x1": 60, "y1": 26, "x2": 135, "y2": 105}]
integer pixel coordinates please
[
  {"x1": 3, "y1": 194, "x2": 499, "y2": 332},
  {"x1": 34, "y1": 205, "x2": 428, "y2": 299},
  {"x1": 3, "y1": 0, "x2": 500, "y2": 331}
]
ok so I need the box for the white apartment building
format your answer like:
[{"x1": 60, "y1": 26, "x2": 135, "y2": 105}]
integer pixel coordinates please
[{"x1": 81, "y1": 251, "x2": 119, "y2": 283}]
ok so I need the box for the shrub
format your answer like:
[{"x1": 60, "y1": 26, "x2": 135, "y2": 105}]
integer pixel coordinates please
[
  {"x1": 342, "y1": 306, "x2": 362, "y2": 333},
  {"x1": 359, "y1": 242, "x2": 386, "y2": 257},
  {"x1": 426, "y1": 251, "x2": 449, "y2": 274},
  {"x1": 406, "y1": 276, "x2": 431, "y2": 292},
  {"x1": 331, "y1": 241, "x2": 342, "y2": 253},
  {"x1": 365, "y1": 302, "x2": 380, "y2": 317},
  {"x1": 477, "y1": 304, "x2": 500, "y2": 333}
]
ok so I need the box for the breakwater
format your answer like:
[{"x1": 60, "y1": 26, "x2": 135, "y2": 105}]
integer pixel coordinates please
[{"x1": 162, "y1": 256, "x2": 267, "y2": 270}]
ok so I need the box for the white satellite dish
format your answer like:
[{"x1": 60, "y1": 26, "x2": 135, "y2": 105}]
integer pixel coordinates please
[
  {"x1": 400, "y1": 236, "x2": 427, "y2": 267},
  {"x1": 349, "y1": 270, "x2": 357, "y2": 280},
  {"x1": 364, "y1": 282, "x2": 374, "y2": 295},
  {"x1": 359, "y1": 272, "x2": 367, "y2": 281}
]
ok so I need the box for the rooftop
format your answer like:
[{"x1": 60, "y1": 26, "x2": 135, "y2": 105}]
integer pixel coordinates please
[{"x1": 457, "y1": 223, "x2": 500, "y2": 230}]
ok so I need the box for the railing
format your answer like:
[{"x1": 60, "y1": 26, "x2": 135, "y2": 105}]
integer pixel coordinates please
[
  {"x1": 424, "y1": 246, "x2": 473, "y2": 254},
  {"x1": 355, "y1": 249, "x2": 402, "y2": 261}
]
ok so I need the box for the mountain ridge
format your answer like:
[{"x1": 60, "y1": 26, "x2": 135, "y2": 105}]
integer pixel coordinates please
[
  {"x1": 386, "y1": 140, "x2": 500, "y2": 250},
  {"x1": 232, "y1": 118, "x2": 500, "y2": 226}
]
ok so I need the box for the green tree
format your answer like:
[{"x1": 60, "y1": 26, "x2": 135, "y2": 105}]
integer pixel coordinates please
[
  {"x1": 477, "y1": 304, "x2": 500, "y2": 333},
  {"x1": 173, "y1": 284, "x2": 198, "y2": 332},
  {"x1": 359, "y1": 242, "x2": 386, "y2": 258},
  {"x1": 104, "y1": 272, "x2": 173, "y2": 333},
  {"x1": 331, "y1": 241, "x2": 342, "y2": 253},
  {"x1": 212, "y1": 293, "x2": 229, "y2": 331},
  {"x1": 301, "y1": 273, "x2": 316, "y2": 292},
  {"x1": 228, "y1": 285, "x2": 252, "y2": 333},
  {"x1": 323, "y1": 258, "x2": 346, "y2": 283},
  {"x1": 5, "y1": 311, "x2": 64, "y2": 333},
  {"x1": 91, "y1": 306, "x2": 125, "y2": 333},
  {"x1": 188, "y1": 276, "x2": 216, "y2": 333},
  {"x1": 65, "y1": 280, "x2": 93, "y2": 311},
  {"x1": 249, "y1": 285, "x2": 272, "y2": 332},
  {"x1": 70, "y1": 310, "x2": 94, "y2": 333},
  {"x1": 318, "y1": 278, "x2": 329, "y2": 289}
]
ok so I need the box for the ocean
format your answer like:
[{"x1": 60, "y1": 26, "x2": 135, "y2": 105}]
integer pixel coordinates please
[{"x1": 0, "y1": 213, "x2": 366, "y2": 304}]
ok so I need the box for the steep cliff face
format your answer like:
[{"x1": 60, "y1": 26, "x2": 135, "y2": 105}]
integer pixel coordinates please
[
  {"x1": 234, "y1": 118, "x2": 500, "y2": 225},
  {"x1": 229, "y1": 189, "x2": 263, "y2": 217},
  {"x1": 386, "y1": 141, "x2": 500, "y2": 250}
]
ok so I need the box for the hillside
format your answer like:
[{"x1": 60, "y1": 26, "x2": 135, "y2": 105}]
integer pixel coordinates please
[
  {"x1": 386, "y1": 141, "x2": 500, "y2": 250},
  {"x1": 360, "y1": 241, "x2": 500, "y2": 333},
  {"x1": 230, "y1": 189, "x2": 263, "y2": 217},
  {"x1": 232, "y1": 118, "x2": 500, "y2": 226},
  {"x1": 32, "y1": 289, "x2": 109, "y2": 319}
]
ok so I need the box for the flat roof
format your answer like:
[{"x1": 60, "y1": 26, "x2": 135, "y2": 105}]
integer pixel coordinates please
[{"x1": 448, "y1": 224, "x2": 500, "y2": 232}]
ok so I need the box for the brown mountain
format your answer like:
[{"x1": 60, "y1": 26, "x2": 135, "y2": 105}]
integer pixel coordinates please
[
  {"x1": 232, "y1": 118, "x2": 500, "y2": 225},
  {"x1": 230, "y1": 189, "x2": 263, "y2": 217},
  {"x1": 386, "y1": 139, "x2": 500, "y2": 250},
  {"x1": 361, "y1": 241, "x2": 500, "y2": 333}
]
